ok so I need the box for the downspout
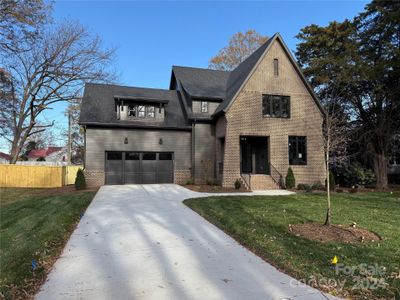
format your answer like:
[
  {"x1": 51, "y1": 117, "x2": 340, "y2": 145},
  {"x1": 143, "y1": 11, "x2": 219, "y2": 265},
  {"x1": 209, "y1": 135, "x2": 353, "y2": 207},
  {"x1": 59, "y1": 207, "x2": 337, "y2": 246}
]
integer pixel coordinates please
[{"x1": 83, "y1": 126, "x2": 86, "y2": 170}]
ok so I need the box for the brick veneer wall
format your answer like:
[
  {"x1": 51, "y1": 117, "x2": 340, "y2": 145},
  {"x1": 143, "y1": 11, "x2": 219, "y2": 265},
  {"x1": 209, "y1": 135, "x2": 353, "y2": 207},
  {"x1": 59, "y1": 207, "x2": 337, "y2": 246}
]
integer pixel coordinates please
[
  {"x1": 174, "y1": 169, "x2": 191, "y2": 184},
  {"x1": 84, "y1": 170, "x2": 105, "y2": 187},
  {"x1": 222, "y1": 39, "x2": 326, "y2": 188}
]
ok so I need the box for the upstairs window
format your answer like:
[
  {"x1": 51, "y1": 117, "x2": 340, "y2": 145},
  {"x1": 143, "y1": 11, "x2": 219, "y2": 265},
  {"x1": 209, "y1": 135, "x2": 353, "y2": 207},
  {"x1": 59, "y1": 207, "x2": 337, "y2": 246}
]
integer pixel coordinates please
[
  {"x1": 201, "y1": 101, "x2": 208, "y2": 113},
  {"x1": 289, "y1": 136, "x2": 307, "y2": 165},
  {"x1": 274, "y1": 58, "x2": 279, "y2": 76},
  {"x1": 262, "y1": 95, "x2": 290, "y2": 118},
  {"x1": 128, "y1": 104, "x2": 155, "y2": 119}
]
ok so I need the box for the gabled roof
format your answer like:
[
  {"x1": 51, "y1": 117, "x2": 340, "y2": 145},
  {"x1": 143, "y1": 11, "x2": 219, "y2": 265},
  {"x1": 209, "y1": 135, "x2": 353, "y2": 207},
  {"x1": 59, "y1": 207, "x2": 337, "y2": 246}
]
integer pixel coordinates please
[
  {"x1": 0, "y1": 151, "x2": 11, "y2": 160},
  {"x1": 28, "y1": 147, "x2": 63, "y2": 159},
  {"x1": 171, "y1": 66, "x2": 229, "y2": 99},
  {"x1": 214, "y1": 33, "x2": 325, "y2": 116},
  {"x1": 79, "y1": 83, "x2": 190, "y2": 129}
]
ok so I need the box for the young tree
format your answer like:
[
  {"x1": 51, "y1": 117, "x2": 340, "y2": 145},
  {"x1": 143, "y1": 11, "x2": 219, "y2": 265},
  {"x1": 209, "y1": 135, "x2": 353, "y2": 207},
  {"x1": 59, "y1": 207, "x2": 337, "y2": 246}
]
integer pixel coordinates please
[
  {"x1": 323, "y1": 91, "x2": 351, "y2": 225},
  {"x1": 296, "y1": 0, "x2": 400, "y2": 189},
  {"x1": 209, "y1": 30, "x2": 268, "y2": 71},
  {"x1": 0, "y1": 21, "x2": 115, "y2": 163}
]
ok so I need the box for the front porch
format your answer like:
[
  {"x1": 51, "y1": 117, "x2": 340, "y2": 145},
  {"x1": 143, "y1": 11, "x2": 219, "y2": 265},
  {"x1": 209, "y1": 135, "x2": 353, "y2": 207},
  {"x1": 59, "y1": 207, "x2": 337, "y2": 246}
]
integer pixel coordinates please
[{"x1": 239, "y1": 136, "x2": 283, "y2": 190}]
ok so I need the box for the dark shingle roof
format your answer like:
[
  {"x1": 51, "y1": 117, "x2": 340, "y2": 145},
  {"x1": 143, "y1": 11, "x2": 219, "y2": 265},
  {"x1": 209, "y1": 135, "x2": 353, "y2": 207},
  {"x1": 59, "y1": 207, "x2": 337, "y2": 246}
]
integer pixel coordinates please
[
  {"x1": 214, "y1": 35, "x2": 275, "y2": 115},
  {"x1": 171, "y1": 66, "x2": 229, "y2": 99},
  {"x1": 79, "y1": 83, "x2": 190, "y2": 129}
]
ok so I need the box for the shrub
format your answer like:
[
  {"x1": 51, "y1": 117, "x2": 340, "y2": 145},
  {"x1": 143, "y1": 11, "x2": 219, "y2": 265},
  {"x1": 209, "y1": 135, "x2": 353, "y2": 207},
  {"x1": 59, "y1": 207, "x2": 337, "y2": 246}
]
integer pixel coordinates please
[
  {"x1": 305, "y1": 185, "x2": 313, "y2": 193},
  {"x1": 336, "y1": 188, "x2": 344, "y2": 193},
  {"x1": 234, "y1": 179, "x2": 242, "y2": 190},
  {"x1": 341, "y1": 163, "x2": 375, "y2": 187},
  {"x1": 74, "y1": 168, "x2": 86, "y2": 190},
  {"x1": 297, "y1": 183, "x2": 311, "y2": 191},
  {"x1": 285, "y1": 167, "x2": 295, "y2": 189},
  {"x1": 36, "y1": 157, "x2": 46, "y2": 161},
  {"x1": 312, "y1": 181, "x2": 325, "y2": 190},
  {"x1": 185, "y1": 178, "x2": 194, "y2": 185}
]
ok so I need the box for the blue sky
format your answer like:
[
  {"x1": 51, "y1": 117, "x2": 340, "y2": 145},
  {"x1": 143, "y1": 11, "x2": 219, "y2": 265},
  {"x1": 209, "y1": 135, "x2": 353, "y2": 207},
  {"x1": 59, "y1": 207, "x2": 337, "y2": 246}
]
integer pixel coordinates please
[{"x1": 1, "y1": 0, "x2": 369, "y2": 152}]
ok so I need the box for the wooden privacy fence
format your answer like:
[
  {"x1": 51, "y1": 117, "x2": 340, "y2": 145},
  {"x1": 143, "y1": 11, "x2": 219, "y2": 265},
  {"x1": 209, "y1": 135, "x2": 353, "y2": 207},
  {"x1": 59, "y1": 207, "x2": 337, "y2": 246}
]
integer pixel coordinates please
[{"x1": 0, "y1": 165, "x2": 83, "y2": 188}]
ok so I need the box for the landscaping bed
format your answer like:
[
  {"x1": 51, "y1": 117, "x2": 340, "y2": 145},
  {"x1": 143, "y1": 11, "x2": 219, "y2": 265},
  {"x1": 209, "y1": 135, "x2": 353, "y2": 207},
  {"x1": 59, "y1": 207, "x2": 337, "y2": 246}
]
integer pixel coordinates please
[
  {"x1": 183, "y1": 184, "x2": 249, "y2": 193},
  {"x1": 184, "y1": 192, "x2": 400, "y2": 299},
  {"x1": 0, "y1": 187, "x2": 97, "y2": 300}
]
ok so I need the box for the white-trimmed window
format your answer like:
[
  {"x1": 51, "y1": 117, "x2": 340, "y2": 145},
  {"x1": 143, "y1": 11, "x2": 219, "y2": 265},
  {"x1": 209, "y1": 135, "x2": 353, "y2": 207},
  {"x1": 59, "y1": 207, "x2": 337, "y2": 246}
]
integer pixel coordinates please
[{"x1": 201, "y1": 101, "x2": 208, "y2": 113}]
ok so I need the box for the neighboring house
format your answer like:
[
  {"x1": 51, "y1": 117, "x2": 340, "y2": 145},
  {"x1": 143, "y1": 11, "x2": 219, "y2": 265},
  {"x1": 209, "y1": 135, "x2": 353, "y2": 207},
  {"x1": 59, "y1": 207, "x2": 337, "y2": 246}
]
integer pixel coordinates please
[
  {"x1": 79, "y1": 33, "x2": 326, "y2": 189},
  {"x1": 27, "y1": 147, "x2": 68, "y2": 163},
  {"x1": 0, "y1": 152, "x2": 11, "y2": 164}
]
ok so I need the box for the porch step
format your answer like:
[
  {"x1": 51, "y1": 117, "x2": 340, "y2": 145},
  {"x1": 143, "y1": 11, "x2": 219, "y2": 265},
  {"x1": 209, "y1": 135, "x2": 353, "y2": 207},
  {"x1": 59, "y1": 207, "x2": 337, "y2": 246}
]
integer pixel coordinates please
[{"x1": 249, "y1": 174, "x2": 280, "y2": 190}]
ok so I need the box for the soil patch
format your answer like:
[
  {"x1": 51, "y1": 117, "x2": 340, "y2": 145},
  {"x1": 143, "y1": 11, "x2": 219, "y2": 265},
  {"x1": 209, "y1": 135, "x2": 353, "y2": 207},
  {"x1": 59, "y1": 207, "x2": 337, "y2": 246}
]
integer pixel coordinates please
[
  {"x1": 183, "y1": 185, "x2": 250, "y2": 193},
  {"x1": 290, "y1": 222, "x2": 382, "y2": 243}
]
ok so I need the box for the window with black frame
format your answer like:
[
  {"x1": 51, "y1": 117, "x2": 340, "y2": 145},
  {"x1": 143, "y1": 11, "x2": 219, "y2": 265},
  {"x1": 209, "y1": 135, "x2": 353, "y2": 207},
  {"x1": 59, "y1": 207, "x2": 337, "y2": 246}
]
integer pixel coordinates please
[
  {"x1": 262, "y1": 95, "x2": 290, "y2": 118},
  {"x1": 289, "y1": 136, "x2": 307, "y2": 165},
  {"x1": 127, "y1": 104, "x2": 155, "y2": 119}
]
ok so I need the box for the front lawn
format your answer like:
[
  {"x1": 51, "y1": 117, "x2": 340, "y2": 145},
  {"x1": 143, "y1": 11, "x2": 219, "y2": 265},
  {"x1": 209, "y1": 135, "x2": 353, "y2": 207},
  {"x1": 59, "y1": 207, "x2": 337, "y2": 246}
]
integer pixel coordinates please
[
  {"x1": 184, "y1": 192, "x2": 400, "y2": 299},
  {"x1": 0, "y1": 187, "x2": 97, "y2": 299}
]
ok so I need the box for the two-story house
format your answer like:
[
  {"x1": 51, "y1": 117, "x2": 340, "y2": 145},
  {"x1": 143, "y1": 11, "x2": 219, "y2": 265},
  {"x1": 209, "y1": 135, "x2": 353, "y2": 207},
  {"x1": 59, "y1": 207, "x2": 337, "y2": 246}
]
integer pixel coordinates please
[{"x1": 79, "y1": 33, "x2": 326, "y2": 189}]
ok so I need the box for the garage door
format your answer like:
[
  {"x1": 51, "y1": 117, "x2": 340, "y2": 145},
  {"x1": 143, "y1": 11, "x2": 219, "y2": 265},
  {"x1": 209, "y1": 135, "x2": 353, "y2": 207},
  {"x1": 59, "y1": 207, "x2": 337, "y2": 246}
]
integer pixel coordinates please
[{"x1": 105, "y1": 151, "x2": 174, "y2": 184}]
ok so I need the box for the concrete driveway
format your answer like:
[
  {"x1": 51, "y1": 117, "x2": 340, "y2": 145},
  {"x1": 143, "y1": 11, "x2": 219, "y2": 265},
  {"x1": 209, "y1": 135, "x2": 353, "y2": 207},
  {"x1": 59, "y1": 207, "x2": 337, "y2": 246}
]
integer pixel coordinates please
[{"x1": 36, "y1": 184, "x2": 339, "y2": 300}]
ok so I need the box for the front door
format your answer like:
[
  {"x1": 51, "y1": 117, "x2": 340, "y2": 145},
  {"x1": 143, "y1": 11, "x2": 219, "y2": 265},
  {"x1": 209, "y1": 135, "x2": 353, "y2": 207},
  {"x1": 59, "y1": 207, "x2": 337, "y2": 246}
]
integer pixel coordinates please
[
  {"x1": 254, "y1": 139, "x2": 269, "y2": 174},
  {"x1": 240, "y1": 136, "x2": 269, "y2": 175}
]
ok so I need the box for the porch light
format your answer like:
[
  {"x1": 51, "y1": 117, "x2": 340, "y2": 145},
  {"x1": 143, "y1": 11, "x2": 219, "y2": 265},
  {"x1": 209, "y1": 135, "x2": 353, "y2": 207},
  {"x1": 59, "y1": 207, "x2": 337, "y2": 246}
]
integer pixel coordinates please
[
  {"x1": 159, "y1": 138, "x2": 163, "y2": 145},
  {"x1": 124, "y1": 137, "x2": 128, "y2": 144}
]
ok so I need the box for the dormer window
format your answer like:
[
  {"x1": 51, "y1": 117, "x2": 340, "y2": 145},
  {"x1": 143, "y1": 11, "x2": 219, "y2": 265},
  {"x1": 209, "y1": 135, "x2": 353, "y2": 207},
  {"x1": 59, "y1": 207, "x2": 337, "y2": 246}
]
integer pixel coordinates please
[
  {"x1": 201, "y1": 101, "x2": 208, "y2": 113},
  {"x1": 128, "y1": 104, "x2": 155, "y2": 119}
]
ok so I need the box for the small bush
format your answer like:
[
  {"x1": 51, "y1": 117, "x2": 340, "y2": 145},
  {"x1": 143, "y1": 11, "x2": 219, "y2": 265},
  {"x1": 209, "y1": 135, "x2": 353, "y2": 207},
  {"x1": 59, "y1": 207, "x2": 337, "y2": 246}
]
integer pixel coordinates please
[
  {"x1": 74, "y1": 168, "x2": 86, "y2": 190},
  {"x1": 36, "y1": 157, "x2": 46, "y2": 161},
  {"x1": 341, "y1": 163, "x2": 375, "y2": 187},
  {"x1": 234, "y1": 179, "x2": 242, "y2": 190},
  {"x1": 285, "y1": 167, "x2": 295, "y2": 189},
  {"x1": 336, "y1": 188, "x2": 344, "y2": 193},
  {"x1": 185, "y1": 178, "x2": 194, "y2": 185},
  {"x1": 297, "y1": 183, "x2": 311, "y2": 191},
  {"x1": 312, "y1": 181, "x2": 325, "y2": 190},
  {"x1": 305, "y1": 185, "x2": 313, "y2": 193}
]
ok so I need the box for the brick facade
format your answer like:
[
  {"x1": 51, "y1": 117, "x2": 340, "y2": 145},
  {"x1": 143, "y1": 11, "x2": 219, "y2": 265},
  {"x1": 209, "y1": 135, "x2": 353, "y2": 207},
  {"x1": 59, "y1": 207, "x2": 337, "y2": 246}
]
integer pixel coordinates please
[
  {"x1": 174, "y1": 169, "x2": 191, "y2": 184},
  {"x1": 221, "y1": 39, "x2": 326, "y2": 188},
  {"x1": 84, "y1": 170, "x2": 105, "y2": 187}
]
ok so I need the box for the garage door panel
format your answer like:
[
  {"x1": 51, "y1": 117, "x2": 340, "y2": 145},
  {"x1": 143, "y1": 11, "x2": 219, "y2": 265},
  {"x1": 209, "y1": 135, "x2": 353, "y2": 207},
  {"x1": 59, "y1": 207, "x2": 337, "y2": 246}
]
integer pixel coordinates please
[
  {"x1": 105, "y1": 151, "x2": 174, "y2": 185},
  {"x1": 105, "y1": 152, "x2": 123, "y2": 185}
]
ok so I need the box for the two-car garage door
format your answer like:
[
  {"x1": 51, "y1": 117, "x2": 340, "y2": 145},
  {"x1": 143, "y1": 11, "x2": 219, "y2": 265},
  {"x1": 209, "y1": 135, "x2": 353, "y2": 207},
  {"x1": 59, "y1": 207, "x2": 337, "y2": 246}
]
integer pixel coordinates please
[{"x1": 105, "y1": 151, "x2": 174, "y2": 185}]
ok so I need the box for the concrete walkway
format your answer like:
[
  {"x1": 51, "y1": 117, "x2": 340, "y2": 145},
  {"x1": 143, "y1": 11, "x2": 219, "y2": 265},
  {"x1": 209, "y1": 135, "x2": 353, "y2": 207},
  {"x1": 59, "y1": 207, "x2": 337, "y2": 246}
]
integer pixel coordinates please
[{"x1": 36, "y1": 184, "x2": 339, "y2": 300}]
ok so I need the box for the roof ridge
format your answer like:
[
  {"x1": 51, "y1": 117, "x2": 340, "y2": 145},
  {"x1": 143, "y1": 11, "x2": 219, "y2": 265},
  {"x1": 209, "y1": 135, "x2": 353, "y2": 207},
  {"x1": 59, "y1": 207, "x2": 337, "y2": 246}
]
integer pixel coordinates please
[{"x1": 172, "y1": 65, "x2": 230, "y2": 73}]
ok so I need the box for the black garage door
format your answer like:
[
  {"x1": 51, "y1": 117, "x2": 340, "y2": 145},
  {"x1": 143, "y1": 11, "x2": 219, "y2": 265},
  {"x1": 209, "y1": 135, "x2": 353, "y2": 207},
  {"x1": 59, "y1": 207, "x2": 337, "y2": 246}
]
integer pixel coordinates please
[{"x1": 105, "y1": 151, "x2": 174, "y2": 185}]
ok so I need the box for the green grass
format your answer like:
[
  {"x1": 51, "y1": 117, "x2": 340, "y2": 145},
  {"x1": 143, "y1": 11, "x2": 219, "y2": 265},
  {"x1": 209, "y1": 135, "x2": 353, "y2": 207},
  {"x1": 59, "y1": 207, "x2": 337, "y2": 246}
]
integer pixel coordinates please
[
  {"x1": 0, "y1": 188, "x2": 96, "y2": 299},
  {"x1": 184, "y1": 192, "x2": 400, "y2": 299}
]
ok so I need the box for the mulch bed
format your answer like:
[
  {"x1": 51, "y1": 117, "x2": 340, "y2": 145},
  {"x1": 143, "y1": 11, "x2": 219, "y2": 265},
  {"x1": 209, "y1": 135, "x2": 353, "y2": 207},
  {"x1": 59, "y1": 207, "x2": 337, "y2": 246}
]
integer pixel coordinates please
[
  {"x1": 183, "y1": 185, "x2": 250, "y2": 193},
  {"x1": 289, "y1": 222, "x2": 382, "y2": 243}
]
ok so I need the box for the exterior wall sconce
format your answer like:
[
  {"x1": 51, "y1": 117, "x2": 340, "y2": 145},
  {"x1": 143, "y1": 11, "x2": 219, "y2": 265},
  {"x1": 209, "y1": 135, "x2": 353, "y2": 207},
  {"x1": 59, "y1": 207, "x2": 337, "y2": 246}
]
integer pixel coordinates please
[
  {"x1": 159, "y1": 138, "x2": 163, "y2": 145},
  {"x1": 124, "y1": 137, "x2": 128, "y2": 144}
]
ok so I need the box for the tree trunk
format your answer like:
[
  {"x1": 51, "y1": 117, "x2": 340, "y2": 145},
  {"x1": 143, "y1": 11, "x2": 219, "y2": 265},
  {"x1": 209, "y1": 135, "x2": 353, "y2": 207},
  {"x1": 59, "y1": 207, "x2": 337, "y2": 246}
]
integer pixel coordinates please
[{"x1": 373, "y1": 154, "x2": 388, "y2": 190}]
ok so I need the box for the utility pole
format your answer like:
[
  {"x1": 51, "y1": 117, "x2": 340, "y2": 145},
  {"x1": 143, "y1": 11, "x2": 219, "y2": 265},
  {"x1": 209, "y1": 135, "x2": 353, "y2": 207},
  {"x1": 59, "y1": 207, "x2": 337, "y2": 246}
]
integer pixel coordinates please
[{"x1": 68, "y1": 110, "x2": 72, "y2": 165}]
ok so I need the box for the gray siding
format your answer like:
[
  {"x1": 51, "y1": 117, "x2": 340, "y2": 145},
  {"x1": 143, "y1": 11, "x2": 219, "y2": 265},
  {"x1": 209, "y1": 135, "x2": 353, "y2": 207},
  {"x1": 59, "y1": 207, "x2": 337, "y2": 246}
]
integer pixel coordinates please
[
  {"x1": 192, "y1": 101, "x2": 219, "y2": 115},
  {"x1": 193, "y1": 123, "x2": 215, "y2": 182},
  {"x1": 85, "y1": 128, "x2": 191, "y2": 171}
]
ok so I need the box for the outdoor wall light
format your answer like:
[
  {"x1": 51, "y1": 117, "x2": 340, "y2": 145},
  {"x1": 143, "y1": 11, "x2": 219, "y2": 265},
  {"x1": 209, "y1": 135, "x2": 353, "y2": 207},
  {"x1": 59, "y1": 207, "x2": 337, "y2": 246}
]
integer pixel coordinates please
[
  {"x1": 159, "y1": 138, "x2": 163, "y2": 145},
  {"x1": 124, "y1": 137, "x2": 128, "y2": 144}
]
